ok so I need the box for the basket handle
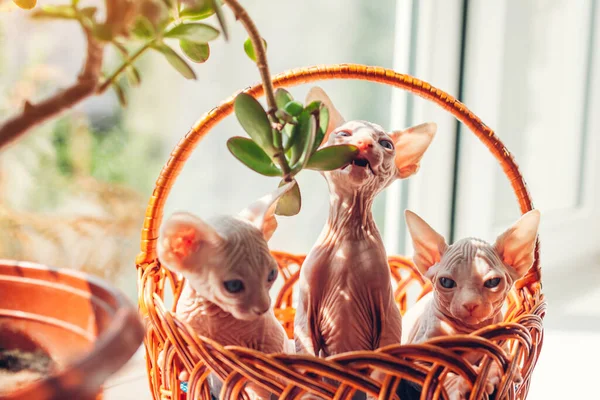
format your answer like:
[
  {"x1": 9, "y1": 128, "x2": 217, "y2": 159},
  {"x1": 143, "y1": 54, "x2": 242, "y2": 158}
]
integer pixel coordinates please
[{"x1": 136, "y1": 64, "x2": 540, "y2": 291}]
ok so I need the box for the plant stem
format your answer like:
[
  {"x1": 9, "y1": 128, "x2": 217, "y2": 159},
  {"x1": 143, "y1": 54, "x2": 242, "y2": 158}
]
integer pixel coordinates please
[
  {"x1": 97, "y1": 40, "x2": 155, "y2": 93},
  {"x1": 221, "y1": 0, "x2": 292, "y2": 181},
  {"x1": 0, "y1": 29, "x2": 104, "y2": 150}
]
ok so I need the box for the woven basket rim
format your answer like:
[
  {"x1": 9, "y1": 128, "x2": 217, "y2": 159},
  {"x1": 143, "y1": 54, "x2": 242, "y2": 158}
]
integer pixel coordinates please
[{"x1": 135, "y1": 63, "x2": 540, "y2": 291}]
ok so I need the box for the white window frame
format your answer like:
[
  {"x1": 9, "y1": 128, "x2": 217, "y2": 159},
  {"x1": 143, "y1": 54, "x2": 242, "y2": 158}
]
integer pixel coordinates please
[{"x1": 385, "y1": 0, "x2": 466, "y2": 255}]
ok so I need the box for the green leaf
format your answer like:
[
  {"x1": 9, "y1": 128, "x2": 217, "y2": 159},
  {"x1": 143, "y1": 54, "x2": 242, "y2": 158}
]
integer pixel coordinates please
[
  {"x1": 244, "y1": 37, "x2": 267, "y2": 62},
  {"x1": 275, "y1": 91, "x2": 294, "y2": 114},
  {"x1": 275, "y1": 179, "x2": 301, "y2": 216},
  {"x1": 227, "y1": 137, "x2": 281, "y2": 177},
  {"x1": 126, "y1": 66, "x2": 142, "y2": 86},
  {"x1": 164, "y1": 23, "x2": 219, "y2": 43},
  {"x1": 274, "y1": 109, "x2": 294, "y2": 124},
  {"x1": 211, "y1": 0, "x2": 228, "y2": 41},
  {"x1": 297, "y1": 114, "x2": 317, "y2": 170},
  {"x1": 179, "y1": 40, "x2": 210, "y2": 63},
  {"x1": 288, "y1": 123, "x2": 302, "y2": 165},
  {"x1": 131, "y1": 17, "x2": 155, "y2": 39},
  {"x1": 283, "y1": 125, "x2": 299, "y2": 152},
  {"x1": 179, "y1": 0, "x2": 216, "y2": 20},
  {"x1": 313, "y1": 105, "x2": 329, "y2": 152},
  {"x1": 283, "y1": 101, "x2": 303, "y2": 117},
  {"x1": 304, "y1": 100, "x2": 322, "y2": 115},
  {"x1": 290, "y1": 111, "x2": 317, "y2": 169},
  {"x1": 306, "y1": 145, "x2": 359, "y2": 171},
  {"x1": 31, "y1": 5, "x2": 77, "y2": 20},
  {"x1": 113, "y1": 83, "x2": 127, "y2": 107},
  {"x1": 234, "y1": 93, "x2": 274, "y2": 154},
  {"x1": 152, "y1": 43, "x2": 197, "y2": 80},
  {"x1": 274, "y1": 88, "x2": 294, "y2": 110}
]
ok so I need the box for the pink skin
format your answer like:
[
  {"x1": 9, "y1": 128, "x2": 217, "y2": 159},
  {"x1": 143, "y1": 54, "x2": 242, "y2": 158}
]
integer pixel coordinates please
[
  {"x1": 157, "y1": 183, "x2": 296, "y2": 399},
  {"x1": 293, "y1": 87, "x2": 436, "y2": 398},
  {"x1": 402, "y1": 209, "x2": 541, "y2": 399}
]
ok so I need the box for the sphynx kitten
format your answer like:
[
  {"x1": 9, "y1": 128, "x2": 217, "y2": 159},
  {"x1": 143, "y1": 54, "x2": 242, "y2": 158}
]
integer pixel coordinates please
[
  {"x1": 294, "y1": 87, "x2": 437, "y2": 398},
  {"x1": 157, "y1": 183, "x2": 295, "y2": 400},
  {"x1": 402, "y1": 209, "x2": 540, "y2": 400}
]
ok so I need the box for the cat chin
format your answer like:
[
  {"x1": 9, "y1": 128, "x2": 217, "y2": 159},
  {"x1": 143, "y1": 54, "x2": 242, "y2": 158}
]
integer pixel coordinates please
[
  {"x1": 457, "y1": 314, "x2": 492, "y2": 327},
  {"x1": 229, "y1": 309, "x2": 263, "y2": 321},
  {"x1": 330, "y1": 165, "x2": 374, "y2": 185}
]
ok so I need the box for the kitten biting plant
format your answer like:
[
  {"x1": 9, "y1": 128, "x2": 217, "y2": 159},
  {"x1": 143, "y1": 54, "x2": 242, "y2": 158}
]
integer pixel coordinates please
[
  {"x1": 157, "y1": 183, "x2": 296, "y2": 400},
  {"x1": 293, "y1": 87, "x2": 436, "y2": 398},
  {"x1": 402, "y1": 209, "x2": 541, "y2": 400}
]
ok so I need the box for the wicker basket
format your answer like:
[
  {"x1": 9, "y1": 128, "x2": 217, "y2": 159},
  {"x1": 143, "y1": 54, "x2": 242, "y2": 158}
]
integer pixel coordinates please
[{"x1": 135, "y1": 64, "x2": 546, "y2": 400}]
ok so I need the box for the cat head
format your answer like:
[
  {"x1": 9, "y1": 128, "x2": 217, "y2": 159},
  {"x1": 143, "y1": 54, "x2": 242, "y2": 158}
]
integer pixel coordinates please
[
  {"x1": 157, "y1": 183, "x2": 293, "y2": 321},
  {"x1": 306, "y1": 87, "x2": 436, "y2": 195},
  {"x1": 405, "y1": 209, "x2": 541, "y2": 327}
]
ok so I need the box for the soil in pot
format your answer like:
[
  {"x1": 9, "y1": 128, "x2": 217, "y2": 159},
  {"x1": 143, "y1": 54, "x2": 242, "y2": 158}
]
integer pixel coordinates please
[
  {"x1": 0, "y1": 325, "x2": 58, "y2": 395},
  {"x1": 0, "y1": 348, "x2": 56, "y2": 395}
]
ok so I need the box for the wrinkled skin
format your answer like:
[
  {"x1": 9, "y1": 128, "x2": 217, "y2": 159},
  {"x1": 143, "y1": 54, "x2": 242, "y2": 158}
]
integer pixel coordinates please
[
  {"x1": 402, "y1": 209, "x2": 541, "y2": 399},
  {"x1": 157, "y1": 184, "x2": 295, "y2": 399},
  {"x1": 293, "y1": 87, "x2": 436, "y2": 399}
]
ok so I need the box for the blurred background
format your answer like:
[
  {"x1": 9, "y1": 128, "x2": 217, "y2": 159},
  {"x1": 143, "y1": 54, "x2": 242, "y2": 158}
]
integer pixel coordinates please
[{"x1": 0, "y1": 0, "x2": 598, "y2": 398}]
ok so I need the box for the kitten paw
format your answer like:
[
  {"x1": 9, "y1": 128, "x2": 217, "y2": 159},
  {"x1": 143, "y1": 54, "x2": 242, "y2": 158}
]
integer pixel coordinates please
[
  {"x1": 444, "y1": 373, "x2": 471, "y2": 400},
  {"x1": 513, "y1": 369, "x2": 523, "y2": 385},
  {"x1": 179, "y1": 370, "x2": 190, "y2": 381}
]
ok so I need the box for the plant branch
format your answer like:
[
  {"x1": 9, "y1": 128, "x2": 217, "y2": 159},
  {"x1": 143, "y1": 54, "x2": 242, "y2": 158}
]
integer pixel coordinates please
[
  {"x1": 221, "y1": 0, "x2": 292, "y2": 180},
  {"x1": 0, "y1": 29, "x2": 104, "y2": 150},
  {"x1": 98, "y1": 40, "x2": 155, "y2": 93}
]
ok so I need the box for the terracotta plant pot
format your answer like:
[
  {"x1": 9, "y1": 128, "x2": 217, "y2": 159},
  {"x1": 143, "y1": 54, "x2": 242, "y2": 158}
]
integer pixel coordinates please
[{"x1": 0, "y1": 260, "x2": 144, "y2": 400}]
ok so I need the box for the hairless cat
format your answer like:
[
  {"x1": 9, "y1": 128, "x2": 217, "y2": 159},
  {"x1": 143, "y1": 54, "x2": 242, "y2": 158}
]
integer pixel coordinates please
[
  {"x1": 402, "y1": 209, "x2": 540, "y2": 399},
  {"x1": 293, "y1": 87, "x2": 437, "y2": 398},
  {"x1": 157, "y1": 183, "x2": 296, "y2": 399}
]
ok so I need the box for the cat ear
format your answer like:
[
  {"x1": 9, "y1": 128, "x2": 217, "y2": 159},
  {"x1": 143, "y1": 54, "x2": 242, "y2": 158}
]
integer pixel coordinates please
[
  {"x1": 390, "y1": 122, "x2": 437, "y2": 179},
  {"x1": 405, "y1": 210, "x2": 448, "y2": 277},
  {"x1": 238, "y1": 181, "x2": 295, "y2": 241},
  {"x1": 494, "y1": 209, "x2": 541, "y2": 280},
  {"x1": 305, "y1": 87, "x2": 345, "y2": 146},
  {"x1": 158, "y1": 212, "x2": 223, "y2": 273}
]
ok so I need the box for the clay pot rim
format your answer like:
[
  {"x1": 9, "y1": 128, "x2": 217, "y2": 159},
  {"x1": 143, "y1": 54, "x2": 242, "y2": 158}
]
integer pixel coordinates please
[{"x1": 0, "y1": 259, "x2": 145, "y2": 400}]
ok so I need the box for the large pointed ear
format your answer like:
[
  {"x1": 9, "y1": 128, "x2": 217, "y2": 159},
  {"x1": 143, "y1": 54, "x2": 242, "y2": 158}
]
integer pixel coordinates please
[
  {"x1": 405, "y1": 210, "x2": 448, "y2": 277},
  {"x1": 390, "y1": 122, "x2": 437, "y2": 179},
  {"x1": 157, "y1": 212, "x2": 224, "y2": 273},
  {"x1": 305, "y1": 87, "x2": 345, "y2": 146},
  {"x1": 494, "y1": 209, "x2": 540, "y2": 280},
  {"x1": 238, "y1": 181, "x2": 295, "y2": 241}
]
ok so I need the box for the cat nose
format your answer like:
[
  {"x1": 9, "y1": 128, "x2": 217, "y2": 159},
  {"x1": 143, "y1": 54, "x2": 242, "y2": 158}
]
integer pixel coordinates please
[
  {"x1": 463, "y1": 303, "x2": 479, "y2": 313},
  {"x1": 253, "y1": 299, "x2": 271, "y2": 315},
  {"x1": 253, "y1": 305, "x2": 270, "y2": 315},
  {"x1": 356, "y1": 138, "x2": 374, "y2": 151}
]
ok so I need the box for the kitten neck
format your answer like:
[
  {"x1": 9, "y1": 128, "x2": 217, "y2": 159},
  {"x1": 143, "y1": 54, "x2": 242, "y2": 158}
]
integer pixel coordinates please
[{"x1": 325, "y1": 186, "x2": 379, "y2": 240}]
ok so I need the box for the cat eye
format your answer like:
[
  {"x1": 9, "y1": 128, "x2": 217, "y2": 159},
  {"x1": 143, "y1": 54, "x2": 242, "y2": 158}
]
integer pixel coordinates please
[
  {"x1": 379, "y1": 139, "x2": 394, "y2": 150},
  {"x1": 439, "y1": 277, "x2": 456, "y2": 289},
  {"x1": 338, "y1": 131, "x2": 351, "y2": 137},
  {"x1": 267, "y1": 268, "x2": 278, "y2": 283},
  {"x1": 484, "y1": 277, "x2": 502, "y2": 288},
  {"x1": 223, "y1": 279, "x2": 245, "y2": 293}
]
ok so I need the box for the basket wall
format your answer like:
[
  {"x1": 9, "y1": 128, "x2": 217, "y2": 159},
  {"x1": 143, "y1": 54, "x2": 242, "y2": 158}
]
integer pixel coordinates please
[{"x1": 139, "y1": 253, "x2": 544, "y2": 400}]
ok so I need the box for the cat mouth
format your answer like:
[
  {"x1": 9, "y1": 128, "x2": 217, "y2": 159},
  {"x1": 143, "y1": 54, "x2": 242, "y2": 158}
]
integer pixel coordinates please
[{"x1": 343, "y1": 157, "x2": 374, "y2": 174}]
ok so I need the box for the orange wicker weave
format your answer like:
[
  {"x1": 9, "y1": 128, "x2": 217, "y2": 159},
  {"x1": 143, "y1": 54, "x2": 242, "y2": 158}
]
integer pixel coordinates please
[{"x1": 136, "y1": 64, "x2": 546, "y2": 400}]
